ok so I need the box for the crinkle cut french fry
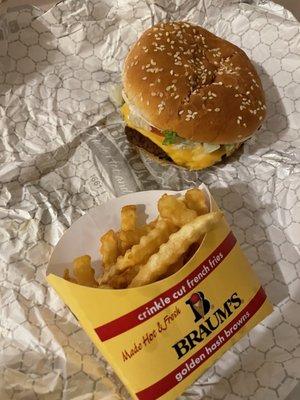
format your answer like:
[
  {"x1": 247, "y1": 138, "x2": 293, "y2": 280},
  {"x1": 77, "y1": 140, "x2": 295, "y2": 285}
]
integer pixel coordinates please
[
  {"x1": 107, "y1": 266, "x2": 139, "y2": 289},
  {"x1": 118, "y1": 229, "x2": 139, "y2": 255},
  {"x1": 159, "y1": 255, "x2": 184, "y2": 280},
  {"x1": 63, "y1": 268, "x2": 78, "y2": 283},
  {"x1": 158, "y1": 194, "x2": 197, "y2": 227},
  {"x1": 157, "y1": 239, "x2": 202, "y2": 282},
  {"x1": 121, "y1": 205, "x2": 137, "y2": 231},
  {"x1": 98, "y1": 283, "x2": 111, "y2": 289},
  {"x1": 73, "y1": 255, "x2": 98, "y2": 287},
  {"x1": 129, "y1": 211, "x2": 223, "y2": 287},
  {"x1": 184, "y1": 188, "x2": 209, "y2": 215},
  {"x1": 100, "y1": 229, "x2": 119, "y2": 268},
  {"x1": 100, "y1": 218, "x2": 177, "y2": 284},
  {"x1": 118, "y1": 220, "x2": 157, "y2": 254}
]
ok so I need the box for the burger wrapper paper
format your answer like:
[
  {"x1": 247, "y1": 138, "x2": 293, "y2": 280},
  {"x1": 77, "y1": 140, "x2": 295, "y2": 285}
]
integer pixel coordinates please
[
  {"x1": 2, "y1": 0, "x2": 300, "y2": 399},
  {"x1": 47, "y1": 186, "x2": 272, "y2": 400}
]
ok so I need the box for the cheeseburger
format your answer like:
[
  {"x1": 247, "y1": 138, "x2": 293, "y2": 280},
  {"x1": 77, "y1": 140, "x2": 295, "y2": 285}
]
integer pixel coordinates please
[{"x1": 120, "y1": 21, "x2": 266, "y2": 170}]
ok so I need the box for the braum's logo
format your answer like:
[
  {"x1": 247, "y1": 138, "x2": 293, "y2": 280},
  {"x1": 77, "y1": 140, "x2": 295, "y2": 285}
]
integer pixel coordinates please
[{"x1": 185, "y1": 292, "x2": 211, "y2": 322}]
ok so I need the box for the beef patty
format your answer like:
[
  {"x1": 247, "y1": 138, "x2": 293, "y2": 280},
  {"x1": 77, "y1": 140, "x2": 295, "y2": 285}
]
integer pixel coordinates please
[{"x1": 125, "y1": 126, "x2": 172, "y2": 161}]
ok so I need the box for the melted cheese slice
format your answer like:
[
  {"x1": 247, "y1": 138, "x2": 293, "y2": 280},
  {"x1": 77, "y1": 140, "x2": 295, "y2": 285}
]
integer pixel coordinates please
[{"x1": 121, "y1": 104, "x2": 227, "y2": 170}]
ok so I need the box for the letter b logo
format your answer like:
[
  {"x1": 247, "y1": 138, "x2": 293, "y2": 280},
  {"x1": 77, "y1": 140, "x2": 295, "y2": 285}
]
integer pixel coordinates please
[{"x1": 185, "y1": 292, "x2": 210, "y2": 323}]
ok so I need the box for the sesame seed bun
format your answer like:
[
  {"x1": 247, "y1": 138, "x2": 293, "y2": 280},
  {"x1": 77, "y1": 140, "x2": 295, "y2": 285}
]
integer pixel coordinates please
[{"x1": 123, "y1": 21, "x2": 266, "y2": 144}]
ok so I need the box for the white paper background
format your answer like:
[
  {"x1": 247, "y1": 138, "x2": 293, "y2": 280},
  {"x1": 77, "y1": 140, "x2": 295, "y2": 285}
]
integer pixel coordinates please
[{"x1": 0, "y1": 0, "x2": 299, "y2": 399}]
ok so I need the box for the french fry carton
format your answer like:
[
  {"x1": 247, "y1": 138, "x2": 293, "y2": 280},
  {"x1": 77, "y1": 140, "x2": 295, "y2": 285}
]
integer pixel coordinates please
[{"x1": 47, "y1": 185, "x2": 272, "y2": 400}]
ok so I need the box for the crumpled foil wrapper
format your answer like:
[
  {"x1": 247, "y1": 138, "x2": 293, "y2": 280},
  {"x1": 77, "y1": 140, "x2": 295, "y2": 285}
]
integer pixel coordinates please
[{"x1": 0, "y1": 0, "x2": 299, "y2": 399}]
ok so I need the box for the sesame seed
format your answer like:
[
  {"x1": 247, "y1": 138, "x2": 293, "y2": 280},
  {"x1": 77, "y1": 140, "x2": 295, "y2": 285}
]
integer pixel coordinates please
[
  {"x1": 243, "y1": 123, "x2": 247, "y2": 127},
  {"x1": 158, "y1": 102, "x2": 165, "y2": 114},
  {"x1": 170, "y1": 70, "x2": 174, "y2": 75},
  {"x1": 174, "y1": 94, "x2": 179, "y2": 99},
  {"x1": 142, "y1": 77, "x2": 147, "y2": 80},
  {"x1": 259, "y1": 116, "x2": 263, "y2": 120},
  {"x1": 237, "y1": 119, "x2": 240, "y2": 124},
  {"x1": 214, "y1": 108, "x2": 220, "y2": 112}
]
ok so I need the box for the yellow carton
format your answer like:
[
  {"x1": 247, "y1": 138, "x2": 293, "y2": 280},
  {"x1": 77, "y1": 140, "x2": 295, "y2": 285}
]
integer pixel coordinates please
[{"x1": 47, "y1": 186, "x2": 272, "y2": 400}]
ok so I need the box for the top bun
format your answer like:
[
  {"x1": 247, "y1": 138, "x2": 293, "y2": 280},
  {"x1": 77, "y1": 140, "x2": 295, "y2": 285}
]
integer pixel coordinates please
[{"x1": 123, "y1": 21, "x2": 266, "y2": 144}]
